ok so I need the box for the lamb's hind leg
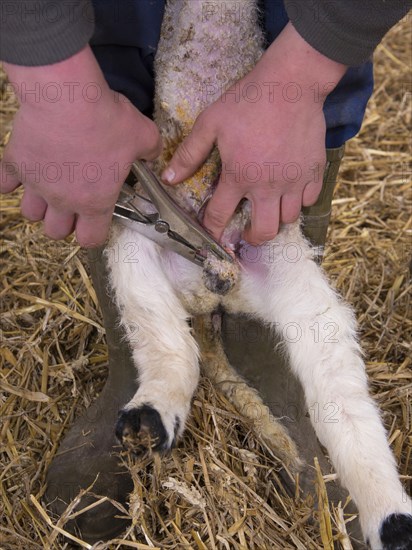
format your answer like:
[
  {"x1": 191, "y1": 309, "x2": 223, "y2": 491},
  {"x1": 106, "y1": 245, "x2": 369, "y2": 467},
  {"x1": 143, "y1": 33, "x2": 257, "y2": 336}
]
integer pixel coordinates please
[
  {"x1": 229, "y1": 226, "x2": 412, "y2": 550},
  {"x1": 106, "y1": 226, "x2": 199, "y2": 455}
]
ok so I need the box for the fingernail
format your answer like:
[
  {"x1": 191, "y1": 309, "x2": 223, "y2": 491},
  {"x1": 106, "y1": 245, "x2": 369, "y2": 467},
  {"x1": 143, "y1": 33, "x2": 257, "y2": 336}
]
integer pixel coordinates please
[{"x1": 162, "y1": 167, "x2": 175, "y2": 183}]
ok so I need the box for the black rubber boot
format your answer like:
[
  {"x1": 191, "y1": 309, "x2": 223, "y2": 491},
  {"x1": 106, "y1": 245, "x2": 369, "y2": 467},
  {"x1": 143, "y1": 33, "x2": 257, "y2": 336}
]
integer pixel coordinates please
[
  {"x1": 301, "y1": 146, "x2": 345, "y2": 263},
  {"x1": 44, "y1": 247, "x2": 138, "y2": 544}
]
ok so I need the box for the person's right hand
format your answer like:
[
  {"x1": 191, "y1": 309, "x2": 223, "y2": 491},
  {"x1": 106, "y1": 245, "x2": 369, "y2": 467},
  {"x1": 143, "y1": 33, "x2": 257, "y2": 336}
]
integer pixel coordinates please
[{"x1": 0, "y1": 45, "x2": 162, "y2": 247}]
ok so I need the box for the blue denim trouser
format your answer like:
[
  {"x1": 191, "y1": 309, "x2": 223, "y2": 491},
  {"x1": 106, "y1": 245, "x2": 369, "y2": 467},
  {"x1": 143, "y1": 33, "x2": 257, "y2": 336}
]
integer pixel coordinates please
[{"x1": 90, "y1": 0, "x2": 374, "y2": 148}]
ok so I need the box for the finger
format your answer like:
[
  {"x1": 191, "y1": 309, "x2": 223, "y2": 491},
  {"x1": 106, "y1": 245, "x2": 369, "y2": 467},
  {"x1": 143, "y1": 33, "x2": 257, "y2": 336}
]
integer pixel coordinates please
[
  {"x1": 161, "y1": 113, "x2": 215, "y2": 185},
  {"x1": 21, "y1": 189, "x2": 47, "y2": 221},
  {"x1": 280, "y1": 194, "x2": 302, "y2": 224},
  {"x1": 138, "y1": 117, "x2": 163, "y2": 161},
  {"x1": 243, "y1": 198, "x2": 280, "y2": 245},
  {"x1": 43, "y1": 206, "x2": 75, "y2": 241},
  {"x1": 302, "y1": 180, "x2": 323, "y2": 207},
  {"x1": 0, "y1": 159, "x2": 21, "y2": 193},
  {"x1": 75, "y1": 211, "x2": 112, "y2": 248},
  {"x1": 203, "y1": 176, "x2": 243, "y2": 241},
  {"x1": 116, "y1": 96, "x2": 163, "y2": 162}
]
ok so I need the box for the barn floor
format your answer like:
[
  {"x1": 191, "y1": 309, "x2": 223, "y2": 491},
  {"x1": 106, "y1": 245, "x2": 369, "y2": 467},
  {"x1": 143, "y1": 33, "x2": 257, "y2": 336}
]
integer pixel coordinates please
[{"x1": 1, "y1": 17, "x2": 411, "y2": 550}]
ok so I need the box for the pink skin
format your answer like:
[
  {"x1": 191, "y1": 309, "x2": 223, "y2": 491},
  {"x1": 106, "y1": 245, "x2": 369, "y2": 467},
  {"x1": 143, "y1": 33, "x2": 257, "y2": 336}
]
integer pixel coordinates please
[
  {"x1": 0, "y1": 46, "x2": 161, "y2": 247},
  {"x1": 163, "y1": 23, "x2": 347, "y2": 245}
]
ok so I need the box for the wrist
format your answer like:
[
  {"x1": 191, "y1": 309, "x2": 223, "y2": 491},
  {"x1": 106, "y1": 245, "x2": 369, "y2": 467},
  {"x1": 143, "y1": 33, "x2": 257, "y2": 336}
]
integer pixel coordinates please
[
  {"x1": 262, "y1": 22, "x2": 347, "y2": 105},
  {"x1": 3, "y1": 46, "x2": 112, "y2": 114}
]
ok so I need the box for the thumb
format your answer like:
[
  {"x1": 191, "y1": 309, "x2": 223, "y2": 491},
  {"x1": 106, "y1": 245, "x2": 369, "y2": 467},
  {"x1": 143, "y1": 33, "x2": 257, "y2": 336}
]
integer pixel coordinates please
[
  {"x1": 136, "y1": 115, "x2": 163, "y2": 161},
  {"x1": 161, "y1": 112, "x2": 215, "y2": 185},
  {"x1": 75, "y1": 210, "x2": 113, "y2": 248}
]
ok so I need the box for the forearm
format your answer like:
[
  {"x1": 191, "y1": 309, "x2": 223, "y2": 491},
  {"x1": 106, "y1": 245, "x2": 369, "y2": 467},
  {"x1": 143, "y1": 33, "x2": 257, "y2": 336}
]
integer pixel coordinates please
[
  {"x1": 284, "y1": 0, "x2": 412, "y2": 66},
  {"x1": 0, "y1": 0, "x2": 94, "y2": 66}
]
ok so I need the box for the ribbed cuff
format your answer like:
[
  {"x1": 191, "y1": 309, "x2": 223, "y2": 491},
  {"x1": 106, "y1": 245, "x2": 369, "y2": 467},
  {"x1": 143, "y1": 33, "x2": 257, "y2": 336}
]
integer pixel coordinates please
[
  {"x1": 284, "y1": 0, "x2": 412, "y2": 67},
  {"x1": 0, "y1": 0, "x2": 95, "y2": 66}
]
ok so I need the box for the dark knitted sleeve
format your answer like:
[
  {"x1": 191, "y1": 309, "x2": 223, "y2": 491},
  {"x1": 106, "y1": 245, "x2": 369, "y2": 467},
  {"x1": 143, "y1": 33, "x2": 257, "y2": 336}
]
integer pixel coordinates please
[
  {"x1": 0, "y1": 0, "x2": 95, "y2": 66},
  {"x1": 284, "y1": 0, "x2": 411, "y2": 66}
]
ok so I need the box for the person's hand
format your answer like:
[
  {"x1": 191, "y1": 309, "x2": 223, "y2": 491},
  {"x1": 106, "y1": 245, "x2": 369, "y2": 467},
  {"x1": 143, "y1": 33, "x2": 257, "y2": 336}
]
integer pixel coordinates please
[
  {"x1": 162, "y1": 23, "x2": 346, "y2": 245},
  {"x1": 0, "y1": 46, "x2": 162, "y2": 247}
]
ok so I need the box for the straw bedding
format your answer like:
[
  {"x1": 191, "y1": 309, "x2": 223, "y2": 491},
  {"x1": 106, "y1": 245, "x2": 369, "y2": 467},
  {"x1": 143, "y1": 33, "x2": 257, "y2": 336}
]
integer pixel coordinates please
[{"x1": 0, "y1": 17, "x2": 411, "y2": 550}]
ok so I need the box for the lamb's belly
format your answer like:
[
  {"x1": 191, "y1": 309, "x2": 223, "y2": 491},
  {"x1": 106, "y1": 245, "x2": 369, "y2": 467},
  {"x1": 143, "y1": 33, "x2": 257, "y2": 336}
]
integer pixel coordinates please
[
  {"x1": 154, "y1": 0, "x2": 264, "y2": 215},
  {"x1": 157, "y1": 0, "x2": 263, "y2": 117}
]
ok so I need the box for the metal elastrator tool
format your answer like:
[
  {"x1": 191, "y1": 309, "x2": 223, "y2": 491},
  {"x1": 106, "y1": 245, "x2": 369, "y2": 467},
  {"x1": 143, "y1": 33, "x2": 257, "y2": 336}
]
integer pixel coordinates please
[{"x1": 113, "y1": 161, "x2": 234, "y2": 267}]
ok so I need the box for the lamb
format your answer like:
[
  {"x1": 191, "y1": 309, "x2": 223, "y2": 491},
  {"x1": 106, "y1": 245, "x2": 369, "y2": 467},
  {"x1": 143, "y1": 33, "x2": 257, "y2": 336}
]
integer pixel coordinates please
[{"x1": 106, "y1": 1, "x2": 412, "y2": 548}]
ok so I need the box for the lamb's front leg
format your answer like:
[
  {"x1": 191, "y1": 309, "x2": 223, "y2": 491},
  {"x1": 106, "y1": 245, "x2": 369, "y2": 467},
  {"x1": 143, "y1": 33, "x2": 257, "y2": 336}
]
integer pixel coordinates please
[
  {"x1": 229, "y1": 225, "x2": 412, "y2": 550},
  {"x1": 106, "y1": 226, "x2": 200, "y2": 454}
]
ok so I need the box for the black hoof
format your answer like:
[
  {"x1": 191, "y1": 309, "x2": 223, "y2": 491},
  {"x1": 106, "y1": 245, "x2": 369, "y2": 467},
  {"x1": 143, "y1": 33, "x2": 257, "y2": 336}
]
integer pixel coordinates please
[
  {"x1": 380, "y1": 513, "x2": 412, "y2": 550},
  {"x1": 115, "y1": 405, "x2": 169, "y2": 455}
]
